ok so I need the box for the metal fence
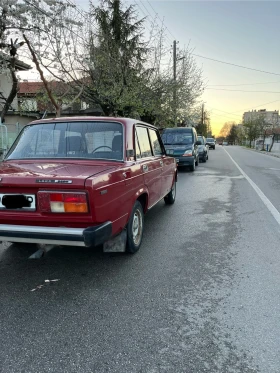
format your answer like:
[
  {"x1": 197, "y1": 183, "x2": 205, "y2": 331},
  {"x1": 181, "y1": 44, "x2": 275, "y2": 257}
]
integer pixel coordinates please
[{"x1": 0, "y1": 122, "x2": 23, "y2": 160}]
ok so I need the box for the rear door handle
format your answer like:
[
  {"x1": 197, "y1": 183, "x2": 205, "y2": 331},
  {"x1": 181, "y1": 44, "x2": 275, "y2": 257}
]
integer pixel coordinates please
[
  {"x1": 160, "y1": 160, "x2": 163, "y2": 167},
  {"x1": 143, "y1": 164, "x2": 148, "y2": 172}
]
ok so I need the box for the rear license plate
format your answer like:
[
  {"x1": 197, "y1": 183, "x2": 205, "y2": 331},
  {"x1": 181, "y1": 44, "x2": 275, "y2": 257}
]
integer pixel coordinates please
[{"x1": 0, "y1": 194, "x2": 36, "y2": 210}]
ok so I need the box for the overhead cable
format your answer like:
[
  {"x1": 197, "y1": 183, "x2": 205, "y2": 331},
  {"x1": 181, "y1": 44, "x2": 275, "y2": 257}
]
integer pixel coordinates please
[{"x1": 192, "y1": 53, "x2": 280, "y2": 76}]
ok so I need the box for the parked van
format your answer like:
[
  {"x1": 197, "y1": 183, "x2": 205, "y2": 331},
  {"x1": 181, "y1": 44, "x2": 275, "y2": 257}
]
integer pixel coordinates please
[{"x1": 161, "y1": 127, "x2": 199, "y2": 171}]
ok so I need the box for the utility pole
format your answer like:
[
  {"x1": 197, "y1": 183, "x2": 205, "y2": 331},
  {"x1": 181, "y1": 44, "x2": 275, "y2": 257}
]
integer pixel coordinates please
[
  {"x1": 173, "y1": 40, "x2": 177, "y2": 127},
  {"x1": 201, "y1": 102, "x2": 204, "y2": 127}
]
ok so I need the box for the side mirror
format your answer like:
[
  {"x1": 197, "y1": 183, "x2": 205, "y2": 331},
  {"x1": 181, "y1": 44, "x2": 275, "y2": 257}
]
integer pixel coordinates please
[{"x1": 195, "y1": 141, "x2": 202, "y2": 145}]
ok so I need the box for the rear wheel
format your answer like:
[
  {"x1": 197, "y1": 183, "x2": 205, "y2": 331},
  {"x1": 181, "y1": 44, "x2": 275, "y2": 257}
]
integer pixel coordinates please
[
  {"x1": 164, "y1": 181, "x2": 176, "y2": 205},
  {"x1": 126, "y1": 201, "x2": 144, "y2": 254}
]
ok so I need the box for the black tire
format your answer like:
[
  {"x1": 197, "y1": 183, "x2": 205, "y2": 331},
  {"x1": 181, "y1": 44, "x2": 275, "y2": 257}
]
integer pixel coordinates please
[
  {"x1": 190, "y1": 159, "x2": 196, "y2": 171},
  {"x1": 202, "y1": 155, "x2": 207, "y2": 163},
  {"x1": 126, "y1": 201, "x2": 144, "y2": 254},
  {"x1": 164, "y1": 181, "x2": 176, "y2": 205},
  {"x1": 213, "y1": 146, "x2": 215, "y2": 150},
  {"x1": 195, "y1": 156, "x2": 198, "y2": 166}
]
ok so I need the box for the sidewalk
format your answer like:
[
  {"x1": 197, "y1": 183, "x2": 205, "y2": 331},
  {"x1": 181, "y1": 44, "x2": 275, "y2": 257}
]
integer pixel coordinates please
[{"x1": 241, "y1": 146, "x2": 280, "y2": 159}]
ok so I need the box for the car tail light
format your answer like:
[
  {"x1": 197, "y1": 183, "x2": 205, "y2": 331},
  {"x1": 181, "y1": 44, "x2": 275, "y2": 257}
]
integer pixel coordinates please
[{"x1": 38, "y1": 192, "x2": 89, "y2": 213}]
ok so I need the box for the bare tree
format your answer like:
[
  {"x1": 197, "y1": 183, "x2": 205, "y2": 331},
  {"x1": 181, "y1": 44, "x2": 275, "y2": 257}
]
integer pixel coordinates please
[
  {"x1": 268, "y1": 112, "x2": 279, "y2": 152},
  {"x1": 219, "y1": 122, "x2": 235, "y2": 139},
  {"x1": 1, "y1": 0, "x2": 86, "y2": 119}
]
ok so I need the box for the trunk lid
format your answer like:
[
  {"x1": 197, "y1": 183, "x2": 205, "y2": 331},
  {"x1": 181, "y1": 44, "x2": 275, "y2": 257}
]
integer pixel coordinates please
[{"x1": 0, "y1": 160, "x2": 117, "y2": 188}]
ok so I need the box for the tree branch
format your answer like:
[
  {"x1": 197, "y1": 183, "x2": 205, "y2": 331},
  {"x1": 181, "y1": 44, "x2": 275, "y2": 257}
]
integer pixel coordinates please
[{"x1": 23, "y1": 34, "x2": 60, "y2": 116}]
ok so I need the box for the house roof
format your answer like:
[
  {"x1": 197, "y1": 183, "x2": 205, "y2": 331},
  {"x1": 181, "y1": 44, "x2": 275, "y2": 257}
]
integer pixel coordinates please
[
  {"x1": 0, "y1": 52, "x2": 31, "y2": 71},
  {"x1": 18, "y1": 80, "x2": 76, "y2": 95},
  {"x1": 18, "y1": 81, "x2": 44, "y2": 95},
  {"x1": 15, "y1": 59, "x2": 32, "y2": 71}
]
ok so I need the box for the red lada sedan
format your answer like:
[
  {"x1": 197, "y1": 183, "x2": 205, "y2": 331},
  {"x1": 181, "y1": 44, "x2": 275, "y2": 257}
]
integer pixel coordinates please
[{"x1": 0, "y1": 117, "x2": 177, "y2": 253}]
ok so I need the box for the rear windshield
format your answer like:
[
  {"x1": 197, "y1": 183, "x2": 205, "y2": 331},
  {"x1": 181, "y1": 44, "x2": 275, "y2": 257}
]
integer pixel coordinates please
[
  {"x1": 197, "y1": 136, "x2": 204, "y2": 144},
  {"x1": 206, "y1": 138, "x2": 215, "y2": 142},
  {"x1": 162, "y1": 130, "x2": 193, "y2": 145},
  {"x1": 6, "y1": 121, "x2": 124, "y2": 161}
]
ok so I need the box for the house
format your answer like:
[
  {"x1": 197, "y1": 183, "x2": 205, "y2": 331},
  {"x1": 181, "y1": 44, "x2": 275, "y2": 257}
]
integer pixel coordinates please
[
  {"x1": 0, "y1": 53, "x2": 32, "y2": 118},
  {"x1": 243, "y1": 109, "x2": 280, "y2": 126},
  {"x1": 0, "y1": 53, "x2": 32, "y2": 156},
  {"x1": 17, "y1": 80, "x2": 103, "y2": 118}
]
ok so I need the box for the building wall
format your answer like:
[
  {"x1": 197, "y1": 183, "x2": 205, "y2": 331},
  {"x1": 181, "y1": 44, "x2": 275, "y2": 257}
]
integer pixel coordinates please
[
  {"x1": 0, "y1": 72, "x2": 18, "y2": 111},
  {"x1": 243, "y1": 110, "x2": 279, "y2": 125}
]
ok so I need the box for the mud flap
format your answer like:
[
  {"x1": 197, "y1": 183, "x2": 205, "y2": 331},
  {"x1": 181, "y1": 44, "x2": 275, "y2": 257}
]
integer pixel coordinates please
[
  {"x1": 29, "y1": 244, "x2": 56, "y2": 259},
  {"x1": 103, "y1": 229, "x2": 127, "y2": 253}
]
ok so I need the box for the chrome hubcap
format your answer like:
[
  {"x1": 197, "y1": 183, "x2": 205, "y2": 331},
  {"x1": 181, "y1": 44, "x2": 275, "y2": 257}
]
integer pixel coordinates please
[{"x1": 132, "y1": 209, "x2": 142, "y2": 245}]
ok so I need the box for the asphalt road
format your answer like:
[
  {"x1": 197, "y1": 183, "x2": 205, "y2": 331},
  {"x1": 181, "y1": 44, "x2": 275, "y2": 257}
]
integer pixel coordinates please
[{"x1": 1, "y1": 145, "x2": 280, "y2": 373}]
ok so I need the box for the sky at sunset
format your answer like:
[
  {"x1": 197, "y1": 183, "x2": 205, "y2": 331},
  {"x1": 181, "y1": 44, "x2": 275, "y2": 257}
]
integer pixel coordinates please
[
  {"x1": 22, "y1": 0, "x2": 280, "y2": 136},
  {"x1": 74, "y1": 0, "x2": 280, "y2": 136}
]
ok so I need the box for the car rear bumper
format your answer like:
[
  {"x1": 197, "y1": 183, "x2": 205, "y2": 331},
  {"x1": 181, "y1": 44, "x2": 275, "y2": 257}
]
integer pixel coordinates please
[
  {"x1": 198, "y1": 152, "x2": 206, "y2": 159},
  {"x1": 0, "y1": 222, "x2": 112, "y2": 247}
]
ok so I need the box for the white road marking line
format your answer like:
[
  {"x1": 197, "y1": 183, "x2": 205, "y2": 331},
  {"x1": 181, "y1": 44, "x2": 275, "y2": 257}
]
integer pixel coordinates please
[{"x1": 223, "y1": 148, "x2": 280, "y2": 226}]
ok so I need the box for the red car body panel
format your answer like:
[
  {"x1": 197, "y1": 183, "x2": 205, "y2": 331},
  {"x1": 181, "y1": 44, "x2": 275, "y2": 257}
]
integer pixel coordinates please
[{"x1": 0, "y1": 117, "x2": 177, "y2": 248}]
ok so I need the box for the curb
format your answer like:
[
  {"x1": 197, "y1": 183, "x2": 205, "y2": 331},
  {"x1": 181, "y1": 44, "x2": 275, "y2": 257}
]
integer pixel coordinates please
[{"x1": 241, "y1": 146, "x2": 280, "y2": 159}]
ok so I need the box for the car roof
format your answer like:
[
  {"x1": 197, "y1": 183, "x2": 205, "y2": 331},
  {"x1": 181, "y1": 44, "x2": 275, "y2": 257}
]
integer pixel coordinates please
[
  {"x1": 162, "y1": 127, "x2": 194, "y2": 132},
  {"x1": 28, "y1": 116, "x2": 158, "y2": 130}
]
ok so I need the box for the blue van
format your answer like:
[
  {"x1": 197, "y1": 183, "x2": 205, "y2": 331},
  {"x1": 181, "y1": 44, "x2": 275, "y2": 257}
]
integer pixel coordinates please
[{"x1": 161, "y1": 127, "x2": 199, "y2": 171}]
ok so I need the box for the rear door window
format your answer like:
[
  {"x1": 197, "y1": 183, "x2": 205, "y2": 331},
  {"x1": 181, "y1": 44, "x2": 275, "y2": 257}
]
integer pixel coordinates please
[
  {"x1": 136, "y1": 127, "x2": 153, "y2": 158},
  {"x1": 148, "y1": 129, "x2": 164, "y2": 156}
]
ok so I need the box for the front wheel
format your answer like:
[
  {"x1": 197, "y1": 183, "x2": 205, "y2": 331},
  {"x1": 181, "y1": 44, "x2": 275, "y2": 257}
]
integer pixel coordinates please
[
  {"x1": 164, "y1": 181, "x2": 176, "y2": 205},
  {"x1": 190, "y1": 159, "x2": 196, "y2": 172},
  {"x1": 126, "y1": 201, "x2": 144, "y2": 254}
]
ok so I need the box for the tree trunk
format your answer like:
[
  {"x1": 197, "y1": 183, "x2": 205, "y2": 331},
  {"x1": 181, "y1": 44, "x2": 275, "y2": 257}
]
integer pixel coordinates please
[
  {"x1": 269, "y1": 134, "x2": 275, "y2": 152},
  {"x1": 0, "y1": 57, "x2": 18, "y2": 123},
  {"x1": 262, "y1": 131, "x2": 266, "y2": 151}
]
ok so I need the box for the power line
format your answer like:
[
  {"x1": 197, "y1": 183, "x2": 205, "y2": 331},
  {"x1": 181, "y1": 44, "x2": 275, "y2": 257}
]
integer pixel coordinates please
[
  {"x1": 146, "y1": 0, "x2": 176, "y2": 41},
  {"x1": 230, "y1": 99, "x2": 280, "y2": 114},
  {"x1": 208, "y1": 80, "x2": 280, "y2": 87},
  {"x1": 192, "y1": 53, "x2": 280, "y2": 76},
  {"x1": 206, "y1": 88, "x2": 280, "y2": 93},
  {"x1": 210, "y1": 111, "x2": 241, "y2": 121},
  {"x1": 136, "y1": 0, "x2": 173, "y2": 45},
  {"x1": 207, "y1": 100, "x2": 280, "y2": 123},
  {"x1": 207, "y1": 106, "x2": 241, "y2": 118}
]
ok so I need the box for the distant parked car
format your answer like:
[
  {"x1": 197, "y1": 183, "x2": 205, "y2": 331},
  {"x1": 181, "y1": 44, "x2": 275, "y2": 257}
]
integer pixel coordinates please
[
  {"x1": 206, "y1": 138, "x2": 216, "y2": 149},
  {"x1": 0, "y1": 116, "x2": 177, "y2": 254},
  {"x1": 222, "y1": 141, "x2": 228, "y2": 146},
  {"x1": 161, "y1": 127, "x2": 199, "y2": 171},
  {"x1": 197, "y1": 135, "x2": 209, "y2": 163}
]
